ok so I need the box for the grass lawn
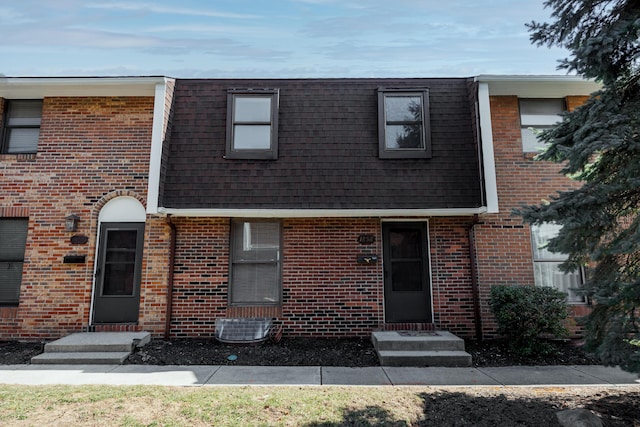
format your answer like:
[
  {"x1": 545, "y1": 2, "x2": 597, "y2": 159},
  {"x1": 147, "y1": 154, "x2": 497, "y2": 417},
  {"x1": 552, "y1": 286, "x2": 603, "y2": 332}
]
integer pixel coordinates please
[
  {"x1": 1, "y1": 385, "x2": 422, "y2": 426},
  {"x1": 0, "y1": 384, "x2": 638, "y2": 426}
]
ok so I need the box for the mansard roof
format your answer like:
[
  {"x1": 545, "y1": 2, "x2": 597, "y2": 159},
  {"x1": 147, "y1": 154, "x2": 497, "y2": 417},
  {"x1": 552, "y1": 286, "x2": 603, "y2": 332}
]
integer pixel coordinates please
[{"x1": 160, "y1": 78, "x2": 483, "y2": 212}]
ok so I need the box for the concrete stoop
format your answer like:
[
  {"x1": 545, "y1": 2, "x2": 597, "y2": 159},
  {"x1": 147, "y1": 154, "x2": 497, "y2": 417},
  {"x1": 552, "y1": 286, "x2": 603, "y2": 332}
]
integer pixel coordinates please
[
  {"x1": 372, "y1": 330, "x2": 472, "y2": 367},
  {"x1": 31, "y1": 332, "x2": 151, "y2": 365}
]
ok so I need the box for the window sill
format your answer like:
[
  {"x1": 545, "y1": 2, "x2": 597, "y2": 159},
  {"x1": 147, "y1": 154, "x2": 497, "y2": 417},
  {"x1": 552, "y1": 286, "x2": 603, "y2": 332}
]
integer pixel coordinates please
[
  {"x1": 0, "y1": 153, "x2": 37, "y2": 162},
  {"x1": 0, "y1": 306, "x2": 19, "y2": 319},
  {"x1": 379, "y1": 150, "x2": 432, "y2": 160}
]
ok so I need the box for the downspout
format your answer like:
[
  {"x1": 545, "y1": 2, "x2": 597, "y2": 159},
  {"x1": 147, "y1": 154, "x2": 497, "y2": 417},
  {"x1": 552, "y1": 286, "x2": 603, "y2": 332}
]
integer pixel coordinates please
[
  {"x1": 164, "y1": 216, "x2": 176, "y2": 340},
  {"x1": 468, "y1": 214, "x2": 483, "y2": 341}
]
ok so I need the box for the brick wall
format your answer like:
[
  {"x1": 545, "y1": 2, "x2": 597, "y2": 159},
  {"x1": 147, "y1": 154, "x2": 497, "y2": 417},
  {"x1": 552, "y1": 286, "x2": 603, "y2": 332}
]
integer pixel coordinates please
[
  {"x1": 281, "y1": 218, "x2": 383, "y2": 337},
  {"x1": 474, "y1": 95, "x2": 591, "y2": 338},
  {"x1": 167, "y1": 216, "x2": 477, "y2": 338},
  {"x1": 0, "y1": 96, "x2": 169, "y2": 339},
  {"x1": 430, "y1": 217, "x2": 477, "y2": 337}
]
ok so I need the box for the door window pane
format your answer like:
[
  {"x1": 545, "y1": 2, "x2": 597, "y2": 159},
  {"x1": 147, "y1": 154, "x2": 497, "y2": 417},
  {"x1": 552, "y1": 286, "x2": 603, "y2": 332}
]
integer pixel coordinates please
[
  {"x1": 389, "y1": 230, "x2": 421, "y2": 259},
  {"x1": 391, "y1": 261, "x2": 423, "y2": 291},
  {"x1": 103, "y1": 263, "x2": 135, "y2": 296},
  {"x1": 102, "y1": 229, "x2": 138, "y2": 296},
  {"x1": 107, "y1": 230, "x2": 138, "y2": 249}
]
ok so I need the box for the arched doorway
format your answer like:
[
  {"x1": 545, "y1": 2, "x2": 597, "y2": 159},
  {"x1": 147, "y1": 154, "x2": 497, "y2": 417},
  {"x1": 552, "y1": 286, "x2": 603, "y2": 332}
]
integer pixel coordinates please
[{"x1": 92, "y1": 197, "x2": 146, "y2": 324}]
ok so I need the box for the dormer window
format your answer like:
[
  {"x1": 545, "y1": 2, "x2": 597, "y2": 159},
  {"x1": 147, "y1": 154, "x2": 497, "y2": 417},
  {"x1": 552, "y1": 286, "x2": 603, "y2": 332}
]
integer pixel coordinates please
[
  {"x1": 378, "y1": 89, "x2": 431, "y2": 159},
  {"x1": 226, "y1": 89, "x2": 279, "y2": 160}
]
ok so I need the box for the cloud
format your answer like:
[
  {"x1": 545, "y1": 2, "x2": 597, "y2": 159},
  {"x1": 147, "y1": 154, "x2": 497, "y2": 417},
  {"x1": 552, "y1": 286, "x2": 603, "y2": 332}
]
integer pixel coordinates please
[
  {"x1": 0, "y1": 7, "x2": 33, "y2": 25},
  {"x1": 85, "y1": 2, "x2": 259, "y2": 19}
]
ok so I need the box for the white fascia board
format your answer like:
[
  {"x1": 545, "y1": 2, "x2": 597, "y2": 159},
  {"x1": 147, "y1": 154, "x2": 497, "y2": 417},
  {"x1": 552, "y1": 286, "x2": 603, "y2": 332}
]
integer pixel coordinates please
[
  {"x1": 146, "y1": 78, "x2": 174, "y2": 214},
  {"x1": 474, "y1": 75, "x2": 601, "y2": 98},
  {"x1": 477, "y1": 83, "x2": 499, "y2": 213},
  {"x1": 0, "y1": 76, "x2": 167, "y2": 98},
  {"x1": 156, "y1": 207, "x2": 488, "y2": 218}
]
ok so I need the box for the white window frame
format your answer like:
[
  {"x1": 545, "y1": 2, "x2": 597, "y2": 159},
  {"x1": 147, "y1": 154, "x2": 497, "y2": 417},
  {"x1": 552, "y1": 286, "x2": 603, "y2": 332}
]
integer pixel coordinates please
[{"x1": 530, "y1": 223, "x2": 586, "y2": 304}]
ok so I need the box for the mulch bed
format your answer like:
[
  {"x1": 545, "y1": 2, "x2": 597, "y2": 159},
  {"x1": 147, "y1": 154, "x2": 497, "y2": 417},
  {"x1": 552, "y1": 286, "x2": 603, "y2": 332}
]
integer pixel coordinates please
[{"x1": 1, "y1": 337, "x2": 600, "y2": 367}]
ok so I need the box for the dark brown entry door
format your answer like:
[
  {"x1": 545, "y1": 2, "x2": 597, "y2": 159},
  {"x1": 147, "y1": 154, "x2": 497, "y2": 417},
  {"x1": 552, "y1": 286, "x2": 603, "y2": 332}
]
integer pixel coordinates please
[
  {"x1": 92, "y1": 222, "x2": 144, "y2": 324},
  {"x1": 382, "y1": 222, "x2": 432, "y2": 322}
]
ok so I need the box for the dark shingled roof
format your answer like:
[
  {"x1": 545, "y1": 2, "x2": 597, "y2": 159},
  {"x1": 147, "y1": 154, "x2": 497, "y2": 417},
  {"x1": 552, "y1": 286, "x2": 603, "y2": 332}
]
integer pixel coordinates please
[{"x1": 160, "y1": 78, "x2": 483, "y2": 210}]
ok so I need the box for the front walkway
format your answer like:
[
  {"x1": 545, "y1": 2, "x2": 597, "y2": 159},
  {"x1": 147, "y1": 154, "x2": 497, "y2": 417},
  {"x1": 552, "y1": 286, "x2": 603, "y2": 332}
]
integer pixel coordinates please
[{"x1": 0, "y1": 364, "x2": 637, "y2": 387}]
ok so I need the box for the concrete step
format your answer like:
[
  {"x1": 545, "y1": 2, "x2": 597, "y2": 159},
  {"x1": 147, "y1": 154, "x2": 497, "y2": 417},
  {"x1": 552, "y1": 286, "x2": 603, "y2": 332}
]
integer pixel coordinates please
[
  {"x1": 31, "y1": 332, "x2": 152, "y2": 365},
  {"x1": 372, "y1": 330, "x2": 466, "y2": 352},
  {"x1": 377, "y1": 350, "x2": 472, "y2": 367},
  {"x1": 31, "y1": 351, "x2": 132, "y2": 365},
  {"x1": 44, "y1": 332, "x2": 151, "y2": 353}
]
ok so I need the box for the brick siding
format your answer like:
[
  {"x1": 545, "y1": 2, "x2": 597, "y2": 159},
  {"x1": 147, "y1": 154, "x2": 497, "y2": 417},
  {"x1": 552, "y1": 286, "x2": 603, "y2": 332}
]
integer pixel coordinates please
[
  {"x1": 167, "y1": 217, "x2": 477, "y2": 338},
  {"x1": 474, "y1": 95, "x2": 591, "y2": 338},
  {"x1": 0, "y1": 96, "x2": 168, "y2": 339}
]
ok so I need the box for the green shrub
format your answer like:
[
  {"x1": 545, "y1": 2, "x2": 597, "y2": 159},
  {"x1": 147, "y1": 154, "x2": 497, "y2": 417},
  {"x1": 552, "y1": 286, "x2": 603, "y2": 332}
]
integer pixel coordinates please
[{"x1": 489, "y1": 285, "x2": 570, "y2": 356}]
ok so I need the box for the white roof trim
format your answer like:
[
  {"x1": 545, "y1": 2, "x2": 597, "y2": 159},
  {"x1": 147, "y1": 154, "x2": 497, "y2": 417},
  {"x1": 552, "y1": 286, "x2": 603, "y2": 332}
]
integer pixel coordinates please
[
  {"x1": 477, "y1": 83, "x2": 499, "y2": 213},
  {"x1": 474, "y1": 74, "x2": 601, "y2": 98},
  {"x1": 0, "y1": 76, "x2": 167, "y2": 98},
  {"x1": 146, "y1": 78, "x2": 174, "y2": 214},
  {"x1": 157, "y1": 207, "x2": 488, "y2": 218}
]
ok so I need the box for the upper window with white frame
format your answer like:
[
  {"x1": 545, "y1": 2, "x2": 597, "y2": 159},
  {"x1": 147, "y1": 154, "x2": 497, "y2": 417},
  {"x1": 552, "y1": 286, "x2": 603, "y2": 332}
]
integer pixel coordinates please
[
  {"x1": 519, "y1": 98, "x2": 564, "y2": 153},
  {"x1": 2, "y1": 100, "x2": 43, "y2": 154},
  {"x1": 0, "y1": 218, "x2": 29, "y2": 306},
  {"x1": 229, "y1": 220, "x2": 281, "y2": 306},
  {"x1": 530, "y1": 223, "x2": 586, "y2": 304},
  {"x1": 378, "y1": 89, "x2": 431, "y2": 159},
  {"x1": 226, "y1": 90, "x2": 279, "y2": 160}
]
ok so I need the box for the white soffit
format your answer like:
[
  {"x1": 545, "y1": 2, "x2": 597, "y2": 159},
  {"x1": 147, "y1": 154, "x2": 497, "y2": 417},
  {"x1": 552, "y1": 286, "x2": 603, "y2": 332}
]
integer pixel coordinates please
[
  {"x1": 0, "y1": 76, "x2": 167, "y2": 98},
  {"x1": 476, "y1": 75, "x2": 601, "y2": 98}
]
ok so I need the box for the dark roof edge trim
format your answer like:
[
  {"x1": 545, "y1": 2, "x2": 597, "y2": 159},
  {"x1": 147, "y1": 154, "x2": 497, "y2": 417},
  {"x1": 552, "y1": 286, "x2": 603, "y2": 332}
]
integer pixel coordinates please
[{"x1": 156, "y1": 207, "x2": 488, "y2": 218}]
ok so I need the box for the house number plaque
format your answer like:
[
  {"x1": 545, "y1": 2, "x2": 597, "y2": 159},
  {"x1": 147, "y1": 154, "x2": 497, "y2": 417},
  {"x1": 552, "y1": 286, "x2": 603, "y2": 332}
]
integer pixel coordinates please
[{"x1": 357, "y1": 234, "x2": 375, "y2": 245}]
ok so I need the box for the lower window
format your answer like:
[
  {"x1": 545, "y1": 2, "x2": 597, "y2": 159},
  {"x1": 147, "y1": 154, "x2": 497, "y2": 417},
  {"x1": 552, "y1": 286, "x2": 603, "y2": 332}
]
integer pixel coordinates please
[
  {"x1": 530, "y1": 223, "x2": 585, "y2": 304},
  {"x1": 0, "y1": 218, "x2": 29, "y2": 306},
  {"x1": 229, "y1": 220, "x2": 281, "y2": 305}
]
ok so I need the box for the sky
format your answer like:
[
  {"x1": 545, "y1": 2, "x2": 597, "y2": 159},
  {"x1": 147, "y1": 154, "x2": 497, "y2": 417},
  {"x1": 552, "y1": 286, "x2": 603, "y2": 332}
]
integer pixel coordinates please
[{"x1": 0, "y1": 0, "x2": 571, "y2": 78}]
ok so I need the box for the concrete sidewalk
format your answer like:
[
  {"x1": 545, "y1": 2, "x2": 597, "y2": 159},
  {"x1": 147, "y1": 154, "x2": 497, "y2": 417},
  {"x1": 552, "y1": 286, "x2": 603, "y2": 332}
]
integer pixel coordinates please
[{"x1": 0, "y1": 364, "x2": 638, "y2": 387}]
